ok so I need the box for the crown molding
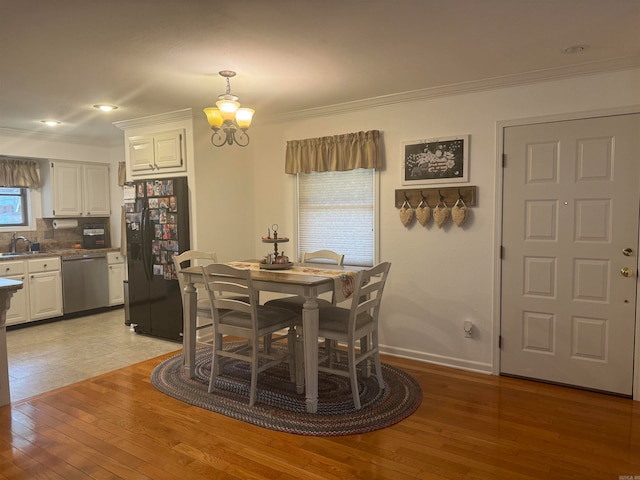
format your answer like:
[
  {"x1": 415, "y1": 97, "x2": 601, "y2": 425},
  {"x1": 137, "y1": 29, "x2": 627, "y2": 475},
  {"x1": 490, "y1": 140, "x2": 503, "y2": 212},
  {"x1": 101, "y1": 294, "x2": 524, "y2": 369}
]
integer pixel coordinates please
[
  {"x1": 113, "y1": 108, "x2": 194, "y2": 131},
  {"x1": 268, "y1": 56, "x2": 640, "y2": 122}
]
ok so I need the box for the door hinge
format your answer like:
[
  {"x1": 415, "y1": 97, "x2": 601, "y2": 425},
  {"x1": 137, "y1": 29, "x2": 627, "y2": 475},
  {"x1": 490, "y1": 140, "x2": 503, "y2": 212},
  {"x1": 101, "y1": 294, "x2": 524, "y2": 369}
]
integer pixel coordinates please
[
  {"x1": 498, "y1": 335, "x2": 503, "y2": 349},
  {"x1": 502, "y1": 153, "x2": 506, "y2": 167},
  {"x1": 500, "y1": 245, "x2": 505, "y2": 259}
]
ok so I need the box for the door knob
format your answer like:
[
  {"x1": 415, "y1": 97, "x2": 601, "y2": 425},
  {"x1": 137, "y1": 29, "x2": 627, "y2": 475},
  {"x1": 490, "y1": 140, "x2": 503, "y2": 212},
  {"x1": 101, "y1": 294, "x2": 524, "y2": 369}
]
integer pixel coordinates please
[
  {"x1": 623, "y1": 248, "x2": 633, "y2": 256},
  {"x1": 620, "y1": 267, "x2": 634, "y2": 277}
]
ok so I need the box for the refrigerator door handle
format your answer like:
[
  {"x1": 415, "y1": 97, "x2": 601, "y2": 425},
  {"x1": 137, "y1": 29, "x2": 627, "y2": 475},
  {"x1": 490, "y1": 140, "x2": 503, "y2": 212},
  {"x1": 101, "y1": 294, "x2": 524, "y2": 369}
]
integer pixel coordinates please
[{"x1": 141, "y1": 207, "x2": 152, "y2": 282}]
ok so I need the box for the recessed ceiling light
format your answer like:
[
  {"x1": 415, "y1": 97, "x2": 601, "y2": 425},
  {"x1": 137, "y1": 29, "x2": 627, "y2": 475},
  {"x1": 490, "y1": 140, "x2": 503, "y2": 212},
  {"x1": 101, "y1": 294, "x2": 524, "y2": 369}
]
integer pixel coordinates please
[
  {"x1": 562, "y1": 44, "x2": 589, "y2": 54},
  {"x1": 93, "y1": 104, "x2": 118, "y2": 112},
  {"x1": 40, "y1": 120, "x2": 61, "y2": 126}
]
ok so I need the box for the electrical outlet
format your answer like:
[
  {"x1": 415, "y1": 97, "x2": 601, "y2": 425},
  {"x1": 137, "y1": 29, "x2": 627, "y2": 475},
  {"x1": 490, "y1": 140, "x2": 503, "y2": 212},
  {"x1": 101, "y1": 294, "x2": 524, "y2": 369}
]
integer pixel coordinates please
[{"x1": 464, "y1": 321, "x2": 474, "y2": 338}]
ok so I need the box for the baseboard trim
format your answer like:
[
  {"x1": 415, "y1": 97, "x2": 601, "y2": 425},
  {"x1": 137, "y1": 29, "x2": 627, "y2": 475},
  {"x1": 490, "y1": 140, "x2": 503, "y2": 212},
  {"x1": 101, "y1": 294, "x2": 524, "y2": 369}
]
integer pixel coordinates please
[{"x1": 380, "y1": 344, "x2": 493, "y2": 374}]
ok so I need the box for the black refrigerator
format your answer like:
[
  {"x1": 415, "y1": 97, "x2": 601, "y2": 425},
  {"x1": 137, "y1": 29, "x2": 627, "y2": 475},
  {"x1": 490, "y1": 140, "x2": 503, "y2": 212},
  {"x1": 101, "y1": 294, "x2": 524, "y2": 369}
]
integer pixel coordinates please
[{"x1": 124, "y1": 176, "x2": 190, "y2": 341}]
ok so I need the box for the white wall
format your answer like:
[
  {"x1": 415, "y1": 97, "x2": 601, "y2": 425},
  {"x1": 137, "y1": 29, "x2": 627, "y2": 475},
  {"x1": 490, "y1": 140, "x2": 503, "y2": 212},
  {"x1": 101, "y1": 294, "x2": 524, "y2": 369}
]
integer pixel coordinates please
[
  {"x1": 2, "y1": 68, "x2": 638, "y2": 374},
  {"x1": 248, "y1": 68, "x2": 640, "y2": 373}
]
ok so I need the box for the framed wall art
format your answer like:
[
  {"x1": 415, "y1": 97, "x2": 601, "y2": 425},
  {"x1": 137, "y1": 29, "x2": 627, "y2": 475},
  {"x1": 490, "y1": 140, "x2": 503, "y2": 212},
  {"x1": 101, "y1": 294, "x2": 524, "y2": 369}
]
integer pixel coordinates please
[{"x1": 401, "y1": 135, "x2": 469, "y2": 185}]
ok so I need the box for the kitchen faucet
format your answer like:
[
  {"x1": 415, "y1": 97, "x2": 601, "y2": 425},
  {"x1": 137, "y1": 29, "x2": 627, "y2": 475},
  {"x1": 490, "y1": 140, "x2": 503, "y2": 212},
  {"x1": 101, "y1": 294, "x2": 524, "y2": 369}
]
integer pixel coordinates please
[{"x1": 9, "y1": 232, "x2": 31, "y2": 253}]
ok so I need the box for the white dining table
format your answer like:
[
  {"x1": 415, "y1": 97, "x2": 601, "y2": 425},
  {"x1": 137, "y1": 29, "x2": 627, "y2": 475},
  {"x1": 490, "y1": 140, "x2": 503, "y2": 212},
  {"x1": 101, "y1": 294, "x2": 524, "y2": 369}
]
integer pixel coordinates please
[{"x1": 178, "y1": 262, "x2": 358, "y2": 413}]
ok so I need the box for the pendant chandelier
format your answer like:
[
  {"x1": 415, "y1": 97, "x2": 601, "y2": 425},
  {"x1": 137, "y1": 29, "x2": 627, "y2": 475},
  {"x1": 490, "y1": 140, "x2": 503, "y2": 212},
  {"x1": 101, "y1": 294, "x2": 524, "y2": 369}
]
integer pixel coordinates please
[{"x1": 203, "y1": 70, "x2": 255, "y2": 147}]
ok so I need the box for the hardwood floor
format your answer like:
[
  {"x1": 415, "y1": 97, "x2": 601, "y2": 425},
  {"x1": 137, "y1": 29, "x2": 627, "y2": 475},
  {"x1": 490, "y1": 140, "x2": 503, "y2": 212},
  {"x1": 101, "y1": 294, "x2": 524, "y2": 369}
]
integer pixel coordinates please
[{"x1": 1, "y1": 352, "x2": 638, "y2": 479}]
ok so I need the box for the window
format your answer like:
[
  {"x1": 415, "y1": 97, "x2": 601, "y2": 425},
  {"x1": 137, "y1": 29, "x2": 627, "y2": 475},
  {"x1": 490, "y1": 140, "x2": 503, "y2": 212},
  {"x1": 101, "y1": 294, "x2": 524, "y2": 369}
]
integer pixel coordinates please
[
  {"x1": 0, "y1": 187, "x2": 27, "y2": 226},
  {"x1": 297, "y1": 169, "x2": 376, "y2": 267}
]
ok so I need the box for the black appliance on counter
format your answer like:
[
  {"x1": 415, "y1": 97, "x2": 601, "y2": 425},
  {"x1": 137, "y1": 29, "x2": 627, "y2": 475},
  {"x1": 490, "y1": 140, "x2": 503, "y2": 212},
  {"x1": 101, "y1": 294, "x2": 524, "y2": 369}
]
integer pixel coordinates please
[
  {"x1": 125, "y1": 176, "x2": 190, "y2": 341},
  {"x1": 82, "y1": 224, "x2": 107, "y2": 249}
]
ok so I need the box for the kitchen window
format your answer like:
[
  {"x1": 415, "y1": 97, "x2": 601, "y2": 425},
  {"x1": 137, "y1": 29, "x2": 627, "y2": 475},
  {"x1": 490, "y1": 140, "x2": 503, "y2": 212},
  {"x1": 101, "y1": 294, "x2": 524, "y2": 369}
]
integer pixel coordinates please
[
  {"x1": 0, "y1": 187, "x2": 28, "y2": 226},
  {"x1": 296, "y1": 168, "x2": 377, "y2": 267}
]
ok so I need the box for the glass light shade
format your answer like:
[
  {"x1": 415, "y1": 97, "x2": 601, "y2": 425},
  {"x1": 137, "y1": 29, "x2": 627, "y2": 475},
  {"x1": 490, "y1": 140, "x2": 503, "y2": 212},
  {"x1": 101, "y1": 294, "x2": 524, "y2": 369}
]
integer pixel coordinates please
[
  {"x1": 216, "y1": 99, "x2": 240, "y2": 121},
  {"x1": 235, "y1": 108, "x2": 255, "y2": 129},
  {"x1": 203, "y1": 107, "x2": 224, "y2": 128}
]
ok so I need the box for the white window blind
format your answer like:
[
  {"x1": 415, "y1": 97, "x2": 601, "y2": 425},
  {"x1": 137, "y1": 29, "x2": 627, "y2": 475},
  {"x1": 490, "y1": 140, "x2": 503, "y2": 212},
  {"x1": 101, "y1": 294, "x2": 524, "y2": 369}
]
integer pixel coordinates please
[{"x1": 297, "y1": 169, "x2": 375, "y2": 267}]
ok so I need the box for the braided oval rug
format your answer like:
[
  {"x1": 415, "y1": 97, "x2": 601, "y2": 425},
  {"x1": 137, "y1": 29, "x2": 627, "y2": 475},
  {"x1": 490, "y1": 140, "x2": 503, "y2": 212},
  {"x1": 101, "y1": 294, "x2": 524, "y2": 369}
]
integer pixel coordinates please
[{"x1": 150, "y1": 346, "x2": 422, "y2": 436}]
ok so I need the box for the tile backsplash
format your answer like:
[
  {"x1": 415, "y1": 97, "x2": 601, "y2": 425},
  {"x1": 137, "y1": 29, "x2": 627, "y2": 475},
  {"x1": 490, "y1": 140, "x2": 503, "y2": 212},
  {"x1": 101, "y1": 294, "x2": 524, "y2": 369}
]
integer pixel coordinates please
[{"x1": 0, "y1": 218, "x2": 110, "y2": 253}]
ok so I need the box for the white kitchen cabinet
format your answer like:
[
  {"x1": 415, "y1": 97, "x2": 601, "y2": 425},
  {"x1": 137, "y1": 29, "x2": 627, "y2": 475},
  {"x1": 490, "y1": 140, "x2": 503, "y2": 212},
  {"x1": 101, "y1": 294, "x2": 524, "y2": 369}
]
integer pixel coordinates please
[
  {"x1": 27, "y1": 257, "x2": 62, "y2": 321},
  {"x1": 2, "y1": 261, "x2": 29, "y2": 326},
  {"x1": 83, "y1": 163, "x2": 111, "y2": 216},
  {"x1": 128, "y1": 128, "x2": 185, "y2": 175},
  {"x1": 41, "y1": 161, "x2": 111, "y2": 217},
  {"x1": 107, "y1": 252, "x2": 125, "y2": 306},
  {"x1": 1, "y1": 257, "x2": 62, "y2": 325},
  {"x1": 4, "y1": 275, "x2": 28, "y2": 326}
]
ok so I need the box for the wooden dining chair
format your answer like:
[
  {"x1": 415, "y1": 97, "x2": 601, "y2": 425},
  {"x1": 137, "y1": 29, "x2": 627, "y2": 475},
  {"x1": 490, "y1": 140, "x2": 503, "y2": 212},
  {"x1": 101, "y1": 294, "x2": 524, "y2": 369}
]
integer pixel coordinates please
[
  {"x1": 201, "y1": 263, "x2": 298, "y2": 407},
  {"x1": 316, "y1": 261, "x2": 391, "y2": 410},
  {"x1": 173, "y1": 250, "x2": 218, "y2": 346}
]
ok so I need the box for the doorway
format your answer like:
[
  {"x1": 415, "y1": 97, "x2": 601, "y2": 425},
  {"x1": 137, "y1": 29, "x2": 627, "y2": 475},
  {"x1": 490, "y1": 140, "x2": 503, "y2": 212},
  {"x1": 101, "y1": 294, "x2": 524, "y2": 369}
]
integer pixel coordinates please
[{"x1": 500, "y1": 113, "x2": 640, "y2": 396}]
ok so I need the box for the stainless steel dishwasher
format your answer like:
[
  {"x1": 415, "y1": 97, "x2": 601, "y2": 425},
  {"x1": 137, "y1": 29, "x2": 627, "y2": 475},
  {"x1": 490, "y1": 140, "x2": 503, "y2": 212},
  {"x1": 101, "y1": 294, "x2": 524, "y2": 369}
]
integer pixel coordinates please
[{"x1": 61, "y1": 252, "x2": 109, "y2": 314}]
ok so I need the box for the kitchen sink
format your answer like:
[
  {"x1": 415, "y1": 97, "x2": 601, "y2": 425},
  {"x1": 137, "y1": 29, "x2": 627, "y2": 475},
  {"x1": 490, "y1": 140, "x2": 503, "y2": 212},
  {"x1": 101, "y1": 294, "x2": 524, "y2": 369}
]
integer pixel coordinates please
[{"x1": 0, "y1": 251, "x2": 49, "y2": 258}]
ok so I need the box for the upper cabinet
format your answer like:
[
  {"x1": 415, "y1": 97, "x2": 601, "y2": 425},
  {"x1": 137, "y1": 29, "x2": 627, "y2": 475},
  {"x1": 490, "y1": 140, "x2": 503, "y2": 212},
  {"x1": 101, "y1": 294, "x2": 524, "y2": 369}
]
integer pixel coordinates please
[
  {"x1": 128, "y1": 128, "x2": 185, "y2": 176},
  {"x1": 41, "y1": 161, "x2": 111, "y2": 217}
]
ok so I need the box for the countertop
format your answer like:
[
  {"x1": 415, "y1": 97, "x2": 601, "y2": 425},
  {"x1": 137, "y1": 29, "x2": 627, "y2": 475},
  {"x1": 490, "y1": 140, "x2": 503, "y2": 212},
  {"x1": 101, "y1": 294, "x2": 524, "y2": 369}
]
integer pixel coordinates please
[{"x1": 0, "y1": 247, "x2": 121, "y2": 261}]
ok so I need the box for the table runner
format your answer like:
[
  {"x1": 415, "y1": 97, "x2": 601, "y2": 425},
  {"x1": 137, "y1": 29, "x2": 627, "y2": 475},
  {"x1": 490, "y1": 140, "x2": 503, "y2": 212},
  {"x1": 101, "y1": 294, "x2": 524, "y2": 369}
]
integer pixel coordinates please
[{"x1": 227, "y1": 262, "x2": 357, "y2": 303}]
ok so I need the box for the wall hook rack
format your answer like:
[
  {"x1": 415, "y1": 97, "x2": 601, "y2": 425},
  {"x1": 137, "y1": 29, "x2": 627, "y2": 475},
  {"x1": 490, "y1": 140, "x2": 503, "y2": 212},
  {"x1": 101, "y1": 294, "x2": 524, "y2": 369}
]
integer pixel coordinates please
[{"x1": 395, "y1": 185, "x2": 477, "y2": 208}]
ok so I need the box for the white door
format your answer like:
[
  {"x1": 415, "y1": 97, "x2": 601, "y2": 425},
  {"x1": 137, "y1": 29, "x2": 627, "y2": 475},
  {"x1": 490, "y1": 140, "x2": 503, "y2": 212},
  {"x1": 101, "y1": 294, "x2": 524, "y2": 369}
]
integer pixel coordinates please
[{"x1": 501, "y1": 114, "x2": 640, "y2": 395}]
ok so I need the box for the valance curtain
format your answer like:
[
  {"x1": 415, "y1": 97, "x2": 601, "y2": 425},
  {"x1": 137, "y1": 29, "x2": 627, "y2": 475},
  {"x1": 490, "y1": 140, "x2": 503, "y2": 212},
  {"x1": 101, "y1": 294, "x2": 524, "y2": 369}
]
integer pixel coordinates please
[
  {"x1": 0, "y1": 158, "x2": 41, "y2": 188},
  {"x1": 285, "y1": 130, "x2": 382, "y2": 174}
]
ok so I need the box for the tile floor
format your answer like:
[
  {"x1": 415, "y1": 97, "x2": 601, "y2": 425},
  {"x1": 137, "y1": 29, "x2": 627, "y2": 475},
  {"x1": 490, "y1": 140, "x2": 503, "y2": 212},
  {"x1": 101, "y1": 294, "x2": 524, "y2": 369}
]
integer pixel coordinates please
[{"x1": 6, "y1": 308, "x2": 181, "y2": 402}]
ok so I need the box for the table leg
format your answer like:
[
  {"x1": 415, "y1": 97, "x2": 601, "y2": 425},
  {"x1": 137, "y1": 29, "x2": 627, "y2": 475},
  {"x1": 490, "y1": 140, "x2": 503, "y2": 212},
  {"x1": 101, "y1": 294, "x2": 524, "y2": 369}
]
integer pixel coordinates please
[
  {"x1": 182, "y1": 280, "x2": 197, "y2": 378},
  {"x1": 302, "y1": 297, "x2": 319, "y2": 413}
]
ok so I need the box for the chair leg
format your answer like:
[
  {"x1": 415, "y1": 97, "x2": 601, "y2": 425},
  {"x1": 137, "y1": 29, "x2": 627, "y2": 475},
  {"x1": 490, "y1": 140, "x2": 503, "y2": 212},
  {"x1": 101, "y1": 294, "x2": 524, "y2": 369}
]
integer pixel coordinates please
[
  {"x1": 348, "y1": 341, "x2": 361, "y2": 410},
  {"x1": 295, "y1": 325, "x2": 304, "y2": 394},
  {"x1": 287, "y1": 326, "x2": 296, "y2": 384},
  {"x1": 360, "y1": 335, "x2": 371, "y2": 378},
  {"x1": 208, "y1": 334, "x2": 223, "y2": 393},
  {"x1": 249, "y1": 340, "x2": 260, "y2": 407},
  {"x1": 372, "y1": 331, "x2": 385, "y2": 389},
  {"x1": 263, "y1": 334, "x2": 272, "y2": 353}
]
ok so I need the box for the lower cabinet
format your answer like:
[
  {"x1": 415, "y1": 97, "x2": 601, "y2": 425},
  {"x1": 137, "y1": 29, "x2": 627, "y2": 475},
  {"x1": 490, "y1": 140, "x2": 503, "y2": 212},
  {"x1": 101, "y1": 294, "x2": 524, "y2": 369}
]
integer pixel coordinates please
[
  {"x1": 2, "y1": 257, "x2": 63, "y2": 326},
  {"x1": 108, "y1": 252, "x2": 126, "y2": 306},
  {"x1": 4, "y1": 274, "x2": 29, "y2": 325}
]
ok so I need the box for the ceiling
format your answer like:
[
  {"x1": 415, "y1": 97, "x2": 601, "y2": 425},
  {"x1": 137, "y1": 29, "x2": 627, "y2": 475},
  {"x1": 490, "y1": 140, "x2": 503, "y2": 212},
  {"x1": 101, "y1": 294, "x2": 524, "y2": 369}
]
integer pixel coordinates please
[{"x1": 2, "y1": 0, "x2": 639, "y2": 145}]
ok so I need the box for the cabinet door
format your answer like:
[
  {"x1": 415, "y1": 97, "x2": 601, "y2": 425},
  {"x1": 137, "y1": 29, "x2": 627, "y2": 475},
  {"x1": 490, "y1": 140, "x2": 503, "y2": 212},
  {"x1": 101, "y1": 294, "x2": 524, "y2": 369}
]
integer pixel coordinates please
[
  {"x1": 108, "y1": 262, "x2": 125, "y2": 305},
  {"x1": 154, "y1": 129, "x2": 184, "y2": 170},
  {"x1": 83, "y1": 164, "x2": 111, "y2": 216},
  {"x1": 52, "y1": 162, "x2": 83, "y2": 216},
  {"x1": 4, "y1": 274, "x2": 29, "y2": 326},
  {"x1": 129, "y1": 135, "x2": 155, "y2": 172},
  {"x1": 29, "y1": 271, "x2": 63, "y2": 321}
]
